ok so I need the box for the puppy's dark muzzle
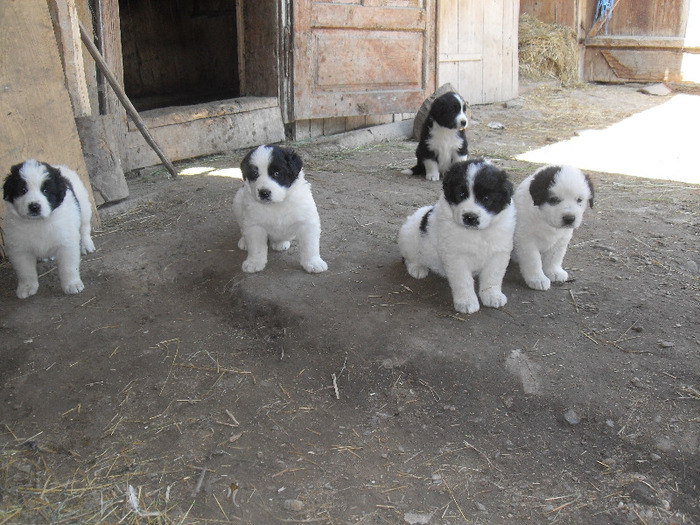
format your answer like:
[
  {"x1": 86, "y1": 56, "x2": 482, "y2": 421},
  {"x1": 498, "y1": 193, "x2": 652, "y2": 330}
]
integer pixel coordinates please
[
  {"x1": 258, "y1": 189, "x2": 272, "y2": 201},
  {"x1": 27, "y1": 202, "x2": 42, "y2": 216},
  {"x1": 562, "y1": 214, "x2": 576, "y2": 227},
  {"x1": 462, "y1": 212, "x2": 480, "y2": 228}
]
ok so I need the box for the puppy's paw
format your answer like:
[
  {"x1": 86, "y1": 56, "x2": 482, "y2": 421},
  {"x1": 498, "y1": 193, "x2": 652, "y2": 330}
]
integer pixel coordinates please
[
  {"x1": 454, "y1": 296, "x2": 480, "y2": 314},
  {"x1": 405, "y1": 262, "x2": 429, "y2": 279},
  {"x1": 546, "y1": 267, "x2": 569, "y2": 283},
  {"x1": 16, "y1": 281, "x2": 39, "y2": 299},
  {"x1": 62, "y1": 279, "x2": 85, "y2": 295},
  {"x1": 302, "y1": 257, "x2": 328, "y2": 273},
  {"x1": 237, "y1": 237, "x2": 248, "y2": 251},
  {"x1": 480, "y1": 289, "x2": 507, "y2": 309},
  {"x1": 525, "y1": 274, "x2": 551, "y2": 291},
  {"x1": 271, "y1": 240, "x2": 291, "y2": 252},
  {"x1": 81, "y1": 237, "x2": 96, "y2": 255},
  {"x1": 425, "y1": 171, "x2": 440, "y2": 182},
  {"x1": 242, "y1": 258, "x2": 266, "y2": 273}
]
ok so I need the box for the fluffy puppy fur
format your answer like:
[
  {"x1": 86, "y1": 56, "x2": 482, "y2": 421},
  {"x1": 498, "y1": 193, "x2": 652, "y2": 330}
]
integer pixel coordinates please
[
  {"x1": 402, "y1": 92, "x2": 469, "y2": 182},
  {"x1": 399, "y1": 159, "x2": 515, "y2": 314},
  {"x1": 3, "y1": 159, "x2": 95, "y2": 298},
  {"x1": 233, "y1": 145, "x2": 327, "y2": 274},
  {"x1": 513, "y1": 164, "x2": 594, "y2": 290}
]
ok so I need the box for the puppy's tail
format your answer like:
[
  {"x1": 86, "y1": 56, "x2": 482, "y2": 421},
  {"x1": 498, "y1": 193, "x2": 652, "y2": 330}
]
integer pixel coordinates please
[{"x1": 401, "y1": 165, "x2": 425, "y2": 176}]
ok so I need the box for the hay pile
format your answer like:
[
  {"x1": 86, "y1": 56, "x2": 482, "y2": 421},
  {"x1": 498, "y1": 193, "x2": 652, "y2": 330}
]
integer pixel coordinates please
[{"x1": 519, "y1": 13, "x2": 580, "y2": 87}]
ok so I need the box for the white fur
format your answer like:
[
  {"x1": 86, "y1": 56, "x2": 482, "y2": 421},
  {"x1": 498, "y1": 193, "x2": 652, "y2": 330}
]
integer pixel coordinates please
[
  {"x1": 233, "y1": 147, "x2": 327, "y2": 274},
  {"x1": 3, "y1": 160, "x2": 95, "y2": 298},
  {"x1": 399, "y1": 164, "x2": 515, "y2": 314},
  {"x1": 513, "y1": 165, "x2": 592, "y2": 290},
  {"x1": 424, "y1": 125, "x2": 468, "y2": 181}
]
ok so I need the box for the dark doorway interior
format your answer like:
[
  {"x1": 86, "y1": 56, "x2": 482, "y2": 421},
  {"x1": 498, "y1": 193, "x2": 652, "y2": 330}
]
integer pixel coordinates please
[{"x1": 119, "y1": 0, "x2": 240, "y2": 111}]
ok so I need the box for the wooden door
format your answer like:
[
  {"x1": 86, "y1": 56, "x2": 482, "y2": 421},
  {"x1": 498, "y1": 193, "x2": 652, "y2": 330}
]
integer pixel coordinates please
[
  {"x1": 290, "y1": 0, "x2": 436, "y2": 121},
  {"x1": 438, "y1": 0, "x2": 519, "y2": 105}
]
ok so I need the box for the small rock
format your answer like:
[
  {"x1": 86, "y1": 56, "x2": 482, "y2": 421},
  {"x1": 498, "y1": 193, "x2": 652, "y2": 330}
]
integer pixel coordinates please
[
  {"x1": 487, "y1": 121, "x2": 505, "y2": 130},
  {"x1": 475, "y1": 501, "x2": 488, "y2": 512},
  {"x1": 659, "y1": 341, "x2": 675, "y2": 348},
  {"x1": 404, "y1": 512, "x2": 433, "y2": 524},
  {"x1": 684, "y1": 260, "x2": 698, "y2": 274},
  {"x1": 564, "y1": 408, "x2": 581, "y2": 425},
  {"x1": 638, "y1": 83, "x2": 672, "y2": 96},
  {"x1": 283, "y1": 499, "x2": 304, "y2": 512},
  {"x1": 629, "y1": 482, "x2": 660, "y2": 506}
]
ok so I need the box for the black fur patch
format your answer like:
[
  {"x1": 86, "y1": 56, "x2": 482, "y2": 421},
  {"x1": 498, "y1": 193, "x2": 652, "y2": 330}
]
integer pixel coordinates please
[
  {"x1": 443, "y1": 159, "x2": 513, "y2": 214},
  {"x1": 40, "y1": 163, "x2": 69, "y2": 211},
  {"x1": 584, "y1": 174, "x2": 595, "y2": 208},
  {"x1": 528, "y1": 166, "x2": 560, "y2": 206},
  {"x1": 3, "y1": 163, "x2": 28, "y2": 202},
  {"x1": 419, "y1": 207, "x2": 434, "y2": 234},
  {"x1": 429, "y1": 92, "x2": 468, "y2": 129}
]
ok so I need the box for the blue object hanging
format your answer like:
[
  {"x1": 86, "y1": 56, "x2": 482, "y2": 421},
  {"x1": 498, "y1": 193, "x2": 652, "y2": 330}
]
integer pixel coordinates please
[{"x1": 594, "y1": 0, "x2": 615, "y2": 35}]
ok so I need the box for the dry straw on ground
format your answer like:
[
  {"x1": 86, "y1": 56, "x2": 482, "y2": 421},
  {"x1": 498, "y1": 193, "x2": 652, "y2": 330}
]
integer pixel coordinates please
[{"x1": 519, "y1": 13, "x2": 580, "y2": 87}]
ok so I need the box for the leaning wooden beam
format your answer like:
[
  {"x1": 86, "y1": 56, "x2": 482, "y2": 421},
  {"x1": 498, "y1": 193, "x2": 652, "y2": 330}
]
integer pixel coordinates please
[
  {"x1": 78, "y1": 20, "x2": 178, "y2": 179},
  {"x1": 586, "y1": 0, "x2": 624, "y2": 39}
]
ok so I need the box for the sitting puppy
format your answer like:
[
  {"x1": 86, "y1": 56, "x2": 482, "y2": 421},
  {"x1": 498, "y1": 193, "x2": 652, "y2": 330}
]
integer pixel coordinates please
[
  {"x1": 513, "y1": 164, "x2": 594, "y2": 290},
  {"x1": 399, "y1": 159, "x2": 515, "y2": 314},
  {"x1": 402, "y1": 91, "x2": 469, "y2": 182},
  {"x1": 233, "y1": 145, "x2": 327, "y2": 274},
  {"x1": 3, "y1": 159, "x2": 96, "y2": 298}
]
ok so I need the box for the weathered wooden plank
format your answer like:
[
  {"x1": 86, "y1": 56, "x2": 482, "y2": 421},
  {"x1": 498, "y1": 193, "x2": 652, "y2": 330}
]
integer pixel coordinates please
[
  {"x1": 311, "y1": 4, "x2": 427, "y2": 30},
  {"x1": 585, "y1": 36, "x2": 685, "y2": 48},
  {"x1": 584, "y1": 47, "x2": 683, "y2": 82}
]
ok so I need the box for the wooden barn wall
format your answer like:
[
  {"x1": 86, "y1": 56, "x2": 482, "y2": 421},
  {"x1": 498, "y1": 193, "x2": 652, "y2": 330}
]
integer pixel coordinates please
[
  {"x1": 520, "y1": 0, "x2": 690, "y2": 83},
  {"x1": 238, "y1": 1, "x2": 279, "y2": 98}
]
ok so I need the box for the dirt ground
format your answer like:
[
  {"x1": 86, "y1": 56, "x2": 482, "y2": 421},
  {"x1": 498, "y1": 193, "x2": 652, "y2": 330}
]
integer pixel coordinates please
[{"x1": 1, "y1": 82, "x2": 698, "y2": 524}]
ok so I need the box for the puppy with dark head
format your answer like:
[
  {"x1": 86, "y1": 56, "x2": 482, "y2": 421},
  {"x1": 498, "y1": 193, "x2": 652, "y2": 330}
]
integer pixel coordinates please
[
  {"x1": 402, "y1": 91, "x2": 469, "y2": 182},
  {"x1": 513, "y1": 164, "x2": 594, "y2": 290},
  {"x1": 399, "y1": 159, "x2": 515, "y2": 314},
  {"x1": 233, "y1": 145, "x2": 327, "y2": 274},
  {"x1": 3, "y1": 160, "x2": 95, "y2": 298}
]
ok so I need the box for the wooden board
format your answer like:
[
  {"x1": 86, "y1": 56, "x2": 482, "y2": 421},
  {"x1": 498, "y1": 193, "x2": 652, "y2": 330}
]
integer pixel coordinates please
[
  {"x1": 291, "y1": 0, "x2": 435, "y2": 120},
  {"x1": 438, "y1": 0, "x2": 519, "y2": 105},
  {"x1": 0, "y1": 0, "x2": 97, "y2": 233}
]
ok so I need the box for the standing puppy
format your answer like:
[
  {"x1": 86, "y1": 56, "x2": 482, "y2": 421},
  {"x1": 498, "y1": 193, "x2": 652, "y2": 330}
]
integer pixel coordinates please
[
  {"x1": 399, "y1": 159, "x2": 515, "y2": 314},
  {"x1": 402, "y1": 92, "x2": 469, "y2": 182},
  {"x1": 233, "y1": 145, "x2": 327, "y2": 274},
  {"x1": 3, "y1": 160, "x2": 95, "y2": 298},
  {"x1": 513, "y1": 165, "x2": 594, "y2": 290}
]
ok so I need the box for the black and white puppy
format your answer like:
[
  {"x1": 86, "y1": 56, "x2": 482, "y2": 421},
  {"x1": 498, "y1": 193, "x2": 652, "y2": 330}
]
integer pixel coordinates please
[
  {"x1": 402, "y1": 91, "x2": 469, "y2": 182},
  {"x1": 399, "y1": 159, "x2": 515, "y2": 314},
  {"x1": 3, "y1": 159, "x2": 95, "y2": 298},
  {"x1": 233, "y1": 145, "x2": 327, "y2": 274},
  {"x1": 513, "y1": 165, "x2": 594, "y2": 290}
]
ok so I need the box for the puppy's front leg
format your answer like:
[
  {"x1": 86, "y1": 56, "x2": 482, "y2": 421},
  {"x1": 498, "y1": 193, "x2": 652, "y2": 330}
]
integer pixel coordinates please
[
  {"x1": 240, "y1": 226, "x2": 269, "y2": 273},
  {"x1": 478, "y1": 251, "x2": 510, "y2": 308},
  {"x1": 445, "y1": 263, "x2": 480, "y2": 314},
  {"x1": 542, "y1": 236, "x2": 571, "y2": 283},
  {"x1": 297, "y1": 224, "x2": 327, "y2": 273},
  {"x1": 515, "y1": 243, "x2": 550, "y2": 290},
  {"x1": 10, "y1": 251, "x2": 40, "y2": 299},
  {"x1": 56, "y1": 245, "x2": 84, "y2": 295},
  {"x1": 423, "y1": 159, "x2": 440, "y2": 182}
]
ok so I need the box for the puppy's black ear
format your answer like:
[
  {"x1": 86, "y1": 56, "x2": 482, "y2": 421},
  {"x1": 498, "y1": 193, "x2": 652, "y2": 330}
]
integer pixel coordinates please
[
  {"x1": 285, "y1": 149, "x2": 303, "y2": 176},
  {"x1": 584, "y1": 173, "x2": 594, "y2": 208},
  {"x1": 529, "y1": 166, "x2": 559, "y2": 206},
  {"x1": 239, "y1": 149, "x2": 256, "y2": 181},
  {"x1": 3, "y1": 163, "x2": 24, "y2": 201}
]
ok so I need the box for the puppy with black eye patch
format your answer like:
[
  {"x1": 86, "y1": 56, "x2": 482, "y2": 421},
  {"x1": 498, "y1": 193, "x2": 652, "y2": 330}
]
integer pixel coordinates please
[
  {"x1": 3, "y1": 159, "x2": 95, "y2": 298},
  {"x1": 233, "y1": 145, "x2": 327, "y2": 274},
  {"x1": 513, "y1": 164, "x2": 594, "y2": 290},
  {"x1": 399, "y1": 158, "x2": 515, "y2": 314},
  {"x1": 402, "y1": 91, "x2": 469, "y2": 182}
]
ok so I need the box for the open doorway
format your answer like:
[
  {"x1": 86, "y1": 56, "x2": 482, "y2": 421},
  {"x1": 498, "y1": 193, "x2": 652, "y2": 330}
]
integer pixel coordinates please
[{"x1": 118, "y1": 0, "x2": 240, "y2": 111}]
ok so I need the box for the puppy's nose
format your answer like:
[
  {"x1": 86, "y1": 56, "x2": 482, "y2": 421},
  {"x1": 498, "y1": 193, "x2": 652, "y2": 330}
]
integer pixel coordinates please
[
  {"x1": 258, "y1": 189, "x2": 271, "y2": 201},
  {"x1": 562, "y1": 214, "x2": 576, "y2": 226},
  {"x1": 463, "y1": 212, "x2": 479, "y2": 227},
  {"x1": 459, "y1": 118, "x2": 467, "y2": 129},
  {"x1": 28, "y1": 202, "x2": 41, "y2": 215}
]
